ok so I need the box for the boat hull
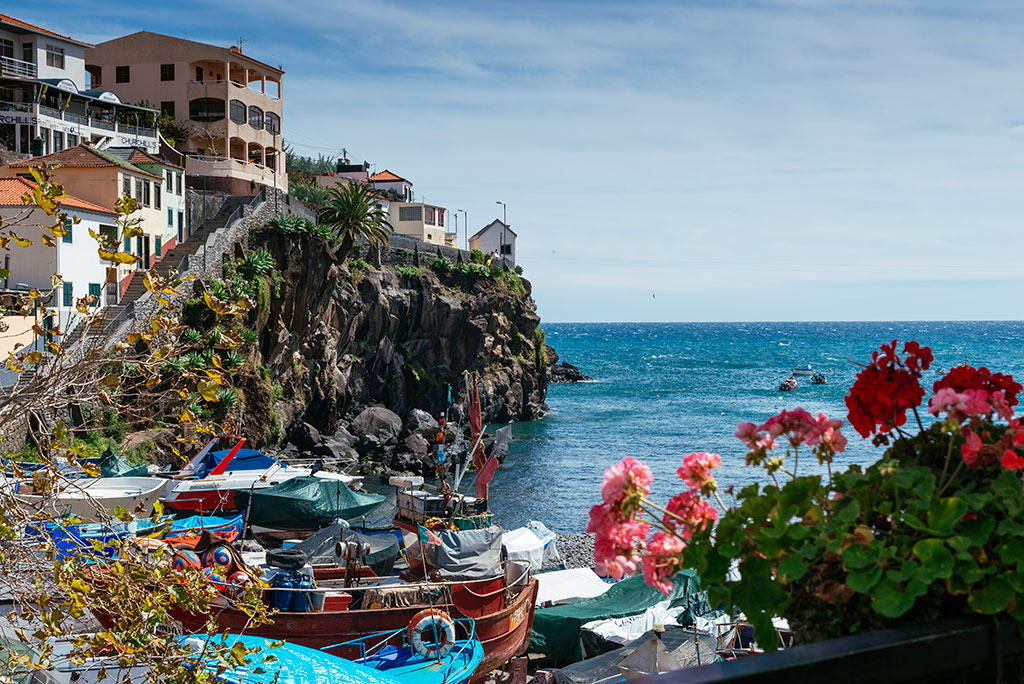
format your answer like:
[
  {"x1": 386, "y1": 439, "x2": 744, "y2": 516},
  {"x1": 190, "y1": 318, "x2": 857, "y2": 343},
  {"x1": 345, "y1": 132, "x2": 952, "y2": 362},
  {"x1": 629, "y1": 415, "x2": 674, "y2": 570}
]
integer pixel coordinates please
[
  {"x1": 15, "y1": 477, "x2": 167, "y2": 522},
  {"x1": 164, "y1": 576, "x2": 538, "y2": 684}
]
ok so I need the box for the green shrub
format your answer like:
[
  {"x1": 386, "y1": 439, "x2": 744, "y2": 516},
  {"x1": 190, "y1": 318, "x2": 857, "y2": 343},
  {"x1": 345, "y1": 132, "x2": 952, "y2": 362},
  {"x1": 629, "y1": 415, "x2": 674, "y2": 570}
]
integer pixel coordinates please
[
  {"x1": 270, "y1": 380, "x2": 285, "y2": 402},
  {"x1": 534, "y1": 327, "x2": 547, "y2": 367},
  {"x1": 225, "y1": 350, "x2": 245, "y2": 369},
  {"x1": 216, "y1": 387, "x2": 239, "y2": 407},
  {"x1": 395, "y1": 264, "x2": 422, "y2": 278},
  {"x1": 470, "y1": 249, "x2": 487, "y2": 265},
  {"x1": 240, "y1": 328, "x2": 259, "y2": 345},
  {"x1": 431, "y1": 257, "x2": 455, "y2": 273},
  {"x1": 515, "y1": 265, "x2": 524, "y2": 275},
  {"x1": 180, "y1": 327, "x2": 203, "y2": 345},
  {"x1": 181, "y1": 298, "x2": 210, "y2": 328}
]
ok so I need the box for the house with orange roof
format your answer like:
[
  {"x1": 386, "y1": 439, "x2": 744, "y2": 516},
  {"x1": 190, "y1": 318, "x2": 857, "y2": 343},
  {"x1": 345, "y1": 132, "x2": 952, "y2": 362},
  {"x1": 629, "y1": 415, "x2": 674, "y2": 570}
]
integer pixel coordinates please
[
  {"x1": 106, "y1": 146, "x2": 186, "y2": 254},
  {"x1": 1, "y1": 143, "x2": 170, "y2": 295},
  {"x1": 85, "y1": 31, "x2": 286, "y2": 195},
  {"x1": 0, "y1": 176, "x2": 120, "y2": 349},
  {"x1": 370, "y1": 169, "x2": 413, "y2": 202},
  {"x1": 0, "y1": 14, "x2": 159, "y2": 157}
]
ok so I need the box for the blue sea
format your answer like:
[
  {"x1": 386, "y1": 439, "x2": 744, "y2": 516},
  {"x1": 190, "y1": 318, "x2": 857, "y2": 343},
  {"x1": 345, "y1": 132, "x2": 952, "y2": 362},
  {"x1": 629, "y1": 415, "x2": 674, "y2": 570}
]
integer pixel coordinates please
[{"x1": 487, "y1": 321, "x2": 1024, "y2": 533}]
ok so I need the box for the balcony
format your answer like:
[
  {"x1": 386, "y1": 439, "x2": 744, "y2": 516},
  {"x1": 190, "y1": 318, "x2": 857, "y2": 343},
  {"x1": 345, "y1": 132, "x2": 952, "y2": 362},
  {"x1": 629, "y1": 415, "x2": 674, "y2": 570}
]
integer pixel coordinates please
[
  {"x1": 0, "y1": 56, "x2": 36, "y2": 79},
  {"x1": 184, "y1": 154, "x2": 288, "y2": 192}
]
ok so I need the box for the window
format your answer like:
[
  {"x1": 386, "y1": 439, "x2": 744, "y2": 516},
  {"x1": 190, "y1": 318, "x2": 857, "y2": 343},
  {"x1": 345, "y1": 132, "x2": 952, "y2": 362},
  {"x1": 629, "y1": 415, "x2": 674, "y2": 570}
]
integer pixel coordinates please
[
  {"x1": 0, "y1": 39, "x2": 12, "y2": 59},
  {"x1": 500, "y1": 244, "x2": 513, "y2": 255},
  {"x1": 229, "y1": 99, "x2": 246, "y2": 124},
  {"x1": 189, "y1": 98, "x2": 224, "y2": 122},
  {"x1": 176, "y1": 173, "x2": 182, "y2": 195},
  {"x1": 424, "y1": 206, "x2": 436, "y2": 225},
  {"x1": 45, "y1": 45, "x2": 64, "y2": 69},
  {"x1": 115, "y1": 66, "x2": 130, "y2": 83},
  {"x1": 195, "y1": 66, "x2": 203, "y2": 82},
  {"x1": 160, "y1": 63, "x2": 175, "y2": 81},
  {"x1": 160, "y1": 101, "x2": 175, "y2": 118},
  {"x1": 122, "y1": 176, "x2": 131, "y2": 198},
  {"x1": 437, "y1": 210, "x2": 444, "y2": 228},
  {"x1": 399, "y1": 206, "x2": 422, "y2": 222},
  {"x1": 52, "y1": 131, "x2": 63, "y2": 151},
  {"x1": 265, "y1": 112, "x2": 280, "y2": 135},
  {"x1": 99, "y1": 225, "x2": 117, "y2": 246},
  {"x1": 63, "y1": 218, "x2": 72, "y2": 244},
  {"x1": 143, "y1": 180, "x2": 151, "y2": 207},
  {"x1": 68, "y1": 134, "x2": 77, "y2": 147},
  {"x1": 168, "y1": 208, "x2": 174, "y2": 227},
  {"x1": 166, "y1": 169, "x2": 173, "y2": 188},
  {"x1": 154, "y1": 183, "x2": 161, "y2": 209},
  {"x1": 63, "y1": 282, "x2": 73, "y2": 307},
  {"x1": 88, "y1": 283, "x2": 101, "y2": 306},
  {"x1": 177, "y1": 211, "x2": 184, "y2": 232},
  {"x1": 155, "y1": 237, "x2": 162, "y2": 258},
  {"x1": 248, "y1": 105, "x2": 263, "y2": 129},
  {"x1": 134, "y1": 178, "x2": 142, "y2": 202},
  {"x1": 124, "y1": 236, "x2": 131, "y2": 253}
]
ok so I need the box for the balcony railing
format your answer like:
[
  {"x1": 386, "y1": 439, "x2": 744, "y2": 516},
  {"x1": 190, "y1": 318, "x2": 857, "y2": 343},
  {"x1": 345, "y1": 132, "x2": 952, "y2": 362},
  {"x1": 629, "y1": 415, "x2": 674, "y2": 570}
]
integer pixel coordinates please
[
  {"x1": 117, "y1": 123, "x2": 156, "y2": 137},
  {"x1": 39, "y1": 104, "x2": 61, "y2": 119},
  {"x1": 0, "y1": 56, "x2": 36, "y2": 78}
]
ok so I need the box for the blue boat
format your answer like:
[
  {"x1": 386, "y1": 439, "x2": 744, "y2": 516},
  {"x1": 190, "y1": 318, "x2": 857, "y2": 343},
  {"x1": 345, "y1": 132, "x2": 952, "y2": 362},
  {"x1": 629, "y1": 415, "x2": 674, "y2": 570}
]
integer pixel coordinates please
[{"x1": 183, "y1": 634, "x2": 402, "y2": 684}]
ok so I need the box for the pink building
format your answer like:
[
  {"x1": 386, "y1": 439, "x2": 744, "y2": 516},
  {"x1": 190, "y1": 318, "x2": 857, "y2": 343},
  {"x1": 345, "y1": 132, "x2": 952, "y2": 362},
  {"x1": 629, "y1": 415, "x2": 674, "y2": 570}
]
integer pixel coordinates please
[{"x1": 85, "y1": 31, "x2": 285, "y2": 195}]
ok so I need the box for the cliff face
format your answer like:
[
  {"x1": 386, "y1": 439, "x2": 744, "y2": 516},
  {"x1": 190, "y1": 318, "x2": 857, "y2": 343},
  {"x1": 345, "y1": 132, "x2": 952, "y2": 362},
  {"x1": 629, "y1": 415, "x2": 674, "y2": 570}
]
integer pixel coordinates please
[{"x1": 244, "y1": 232, "x2": 550, "y2": 448}]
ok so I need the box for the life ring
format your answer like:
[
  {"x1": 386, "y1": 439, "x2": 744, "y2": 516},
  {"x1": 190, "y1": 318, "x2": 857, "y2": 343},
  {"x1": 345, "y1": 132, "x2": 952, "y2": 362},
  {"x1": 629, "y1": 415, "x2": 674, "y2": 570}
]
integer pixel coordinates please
[{"x1": 407, "y1": 608, "x2": 455, "y2": 658}]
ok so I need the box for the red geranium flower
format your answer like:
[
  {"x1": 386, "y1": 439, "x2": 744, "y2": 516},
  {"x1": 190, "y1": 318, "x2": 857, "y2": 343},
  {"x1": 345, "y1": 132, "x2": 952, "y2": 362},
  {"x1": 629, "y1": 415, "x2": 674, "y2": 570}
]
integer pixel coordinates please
[
  {"x1": 845, "y1": 340, "x2": 932, "y2": 438},
  {"x1": 934, "y1": 365, "x2": 1022, "y2": 409}
]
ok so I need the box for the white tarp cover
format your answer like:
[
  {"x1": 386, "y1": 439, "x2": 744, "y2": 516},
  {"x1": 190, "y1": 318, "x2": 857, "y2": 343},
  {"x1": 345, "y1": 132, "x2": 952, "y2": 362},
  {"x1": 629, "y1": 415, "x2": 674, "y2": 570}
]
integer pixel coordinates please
[
  {"x1": 536, "y1": 568, "x2": 612, "y2": 607},
  {"x1": 582, "y1": 600, "x2": 685, "y2": 646},
  {"x1": 502, "y1": 527, "x2": 546, "y2": 570},
  {"x1": 527, "y1": 520, "x2": 562, "y2": 566}
]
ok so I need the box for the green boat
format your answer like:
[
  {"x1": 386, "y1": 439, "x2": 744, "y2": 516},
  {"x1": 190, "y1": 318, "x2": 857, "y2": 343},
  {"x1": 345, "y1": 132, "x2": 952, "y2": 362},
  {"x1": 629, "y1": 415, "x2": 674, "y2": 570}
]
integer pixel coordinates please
[{"x1": 239, "y1": 476, "x2": 386, "y2": 538}]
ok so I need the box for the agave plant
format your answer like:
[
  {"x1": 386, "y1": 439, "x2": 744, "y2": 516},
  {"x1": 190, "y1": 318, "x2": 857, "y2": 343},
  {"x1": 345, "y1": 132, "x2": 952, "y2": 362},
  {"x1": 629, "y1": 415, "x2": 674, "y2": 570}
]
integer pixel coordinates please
[{"x1": 318, "y1": 182, "x2": 392, "y2": 260}]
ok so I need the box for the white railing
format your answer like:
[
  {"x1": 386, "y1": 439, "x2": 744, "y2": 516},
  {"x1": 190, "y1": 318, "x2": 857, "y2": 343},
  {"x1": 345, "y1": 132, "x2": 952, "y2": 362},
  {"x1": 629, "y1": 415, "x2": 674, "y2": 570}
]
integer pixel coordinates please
[{"x1": 0, "y1": 56, "x2": 35, "y2": 78}]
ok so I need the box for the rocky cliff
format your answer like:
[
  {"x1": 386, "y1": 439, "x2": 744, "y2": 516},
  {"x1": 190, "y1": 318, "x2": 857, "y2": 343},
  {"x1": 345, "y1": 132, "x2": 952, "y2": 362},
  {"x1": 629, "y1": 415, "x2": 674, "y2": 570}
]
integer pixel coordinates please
[{"x1": 236, "y1": 230, "x2": 552, "y2": 467}]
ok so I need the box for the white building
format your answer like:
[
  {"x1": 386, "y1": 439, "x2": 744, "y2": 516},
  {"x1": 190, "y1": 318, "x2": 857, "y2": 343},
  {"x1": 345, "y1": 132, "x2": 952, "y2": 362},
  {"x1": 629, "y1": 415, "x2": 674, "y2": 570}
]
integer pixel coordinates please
[
  {"x1": 389, "y1": 202, "x2": 448, "y2": 246},
  {"x1": 469, "y1": 219, "x2": 516, "y2": 266},
  {"x1": 0, "y1": 176, "x2": 120, "y2": 338},
  {"x1": 0, "y1": 14, "x2": 158, "y2": 156},
  {"x1": 369, "y1": 169, "x2": 413, "y2": 202}
]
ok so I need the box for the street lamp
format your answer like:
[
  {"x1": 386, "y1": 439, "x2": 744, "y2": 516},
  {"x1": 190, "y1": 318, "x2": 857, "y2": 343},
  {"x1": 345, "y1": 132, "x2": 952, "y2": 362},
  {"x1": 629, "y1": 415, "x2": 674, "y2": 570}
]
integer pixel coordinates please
[
  {"x1": 457, "y1": 209, "x2": 467, "y2": 250},
  {"x1": 495, "y1": 201, "x2": 506, "y2": 263}
]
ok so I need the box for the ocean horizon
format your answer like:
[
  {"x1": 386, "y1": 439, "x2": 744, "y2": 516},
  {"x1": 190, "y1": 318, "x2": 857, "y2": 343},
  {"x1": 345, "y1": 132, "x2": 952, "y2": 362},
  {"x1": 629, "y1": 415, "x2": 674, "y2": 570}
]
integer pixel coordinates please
[{"x1": 487, "y1": 320, "x2": 1024, "y2": 532}]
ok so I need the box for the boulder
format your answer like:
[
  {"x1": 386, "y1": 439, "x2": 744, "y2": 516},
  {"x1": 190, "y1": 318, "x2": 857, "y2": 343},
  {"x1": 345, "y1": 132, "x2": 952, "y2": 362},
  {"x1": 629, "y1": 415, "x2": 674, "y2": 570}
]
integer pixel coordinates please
[
  {"x1": 288, "y1": 421, "x2": 322, "y2": 451},
  {"x1": 311, "y1": 442, "x2": 358, "y2": 461},
  {"x1": 402, "y1": 433, "x2": 430, "y2": 455},
  {"x1": 331, "y1": 425, "x2": 356, "y2": 448},
  {"x1": 403, "y1": 409, "x2": 439, "y2": 437},
  {"x1": 351, "y1": 406, "x2": 402, "y2": 445},
  {"x1": 355, "y1": 434, "x2": 382, "y2": 455},
  {"x1": 549, "y1": 362, "x2": 593, "y2": 384}
]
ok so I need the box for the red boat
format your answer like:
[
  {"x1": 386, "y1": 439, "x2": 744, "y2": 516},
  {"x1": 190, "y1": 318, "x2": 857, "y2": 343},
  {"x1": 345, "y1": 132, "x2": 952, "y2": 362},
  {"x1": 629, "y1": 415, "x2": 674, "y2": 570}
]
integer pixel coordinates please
[{"x1": 167, "y1": 565, "x2": 538, "y2": 684}]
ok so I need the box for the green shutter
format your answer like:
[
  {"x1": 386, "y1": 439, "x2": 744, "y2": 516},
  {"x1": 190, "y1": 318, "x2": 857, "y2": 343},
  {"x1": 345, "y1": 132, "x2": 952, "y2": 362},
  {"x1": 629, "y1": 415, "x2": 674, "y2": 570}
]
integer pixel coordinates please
[
  {"x1": 62, "y1": 218, "x2": 72, "y2": 244},
  {"x1": 155, "y1": 236, "x2": 162, "y2": 257},
  {"x1": 88, "y1": 283, "x2": 101, "y2": 306},
  {"x1": 63, "y1": 281, "x2": 73, "y2": 307}
]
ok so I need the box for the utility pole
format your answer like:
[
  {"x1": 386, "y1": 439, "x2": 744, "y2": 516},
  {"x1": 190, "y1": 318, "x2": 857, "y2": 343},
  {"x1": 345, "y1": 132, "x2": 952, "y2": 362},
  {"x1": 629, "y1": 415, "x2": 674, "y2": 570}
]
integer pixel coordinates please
[
  {"x1": 458, "y1": 209, "x2": 467, "y2": 251},
  {"x1": 495, "y1": 201, "x2": 506, "y2": 265}
]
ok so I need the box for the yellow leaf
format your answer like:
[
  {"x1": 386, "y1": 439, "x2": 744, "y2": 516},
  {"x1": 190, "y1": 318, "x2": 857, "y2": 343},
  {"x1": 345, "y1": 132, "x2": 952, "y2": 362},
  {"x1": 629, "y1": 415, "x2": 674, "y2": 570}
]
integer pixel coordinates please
[
  {"x1": 111, "y1": 252, "x2": 138, "y2": 265},
  {"x1": 26, "y1": 351, "x2": 42, "y2": 364},
  {"x1": 10, "y1": 232, "x2": 31, "y2": 248},
  {"x1": 197, "y1": 378, "x2": 221, "y2": 402},
  {"x1": 41, "y1": 234, "x2": 56, "y2": 247},
  {"x1": 126, "y1": 333, "x2": 140, "y2": 344},
  {"x1": 112, "y1": 341, "x2": 129, "y2": 351},
  {"x1": 98, "y1": 389, "x2": 112, "y2": 405},
  {"x1": 179, "y1": 408, "x2": 195, "y2": 423},
  {"x1": 211, "y1": 354, "x2": 224, "y2": 370},
  {"x1": 143, "y1": 270, "x2": 160, "y2": 293},
  {"x1": 100, "y1": 374, "x2": 119, "y2": 387}
]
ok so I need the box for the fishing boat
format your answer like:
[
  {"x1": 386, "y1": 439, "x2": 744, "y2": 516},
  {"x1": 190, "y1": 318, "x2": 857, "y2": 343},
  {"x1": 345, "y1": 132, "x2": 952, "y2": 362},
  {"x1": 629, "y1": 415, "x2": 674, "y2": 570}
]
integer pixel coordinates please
[
  {"x1": 791, "y1": 364, "x2": 813, "y2": 376},
  {"x1": 811, "y1": 371, "x2": 827, "y2": 385},
  {"x1": 779, "y1": 377, "x2": 797, "y2": 392},
  {"x1": 159, "y1": 435, "x2": 361, "y2": 515},
  {"x1": 12, "y1": 476, "x2": 167, "y2": 522},
  {"x1": 238, "y1": 476, "x2": 387, "y2": 542},
  {"x1": 162, "y1": 562, "x2": 539, "y2": 684}
]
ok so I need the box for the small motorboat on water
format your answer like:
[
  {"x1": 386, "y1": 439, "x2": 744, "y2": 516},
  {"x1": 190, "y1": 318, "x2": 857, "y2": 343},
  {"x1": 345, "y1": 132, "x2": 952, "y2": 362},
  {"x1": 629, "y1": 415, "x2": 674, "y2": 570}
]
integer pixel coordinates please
[
  {"x1": 159, "y1": 435, "x2": 362, "y2": 515},
  {"x1": 811, "y1": 371, "x2": 827, "y2": 385},
  {"x1": 779, "y1": 376, "x2": 798, "y2": 392},
  {"x1": 11, "y1": 476, "x2": 167, "y2": 522},
  {"x1": 791, "y1": 364, "x2": 813, "y2": 376}
]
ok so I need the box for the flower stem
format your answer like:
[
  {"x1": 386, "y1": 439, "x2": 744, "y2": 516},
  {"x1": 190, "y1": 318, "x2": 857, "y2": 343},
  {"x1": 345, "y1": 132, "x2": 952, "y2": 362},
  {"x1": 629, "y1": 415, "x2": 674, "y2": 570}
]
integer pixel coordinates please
[
  {"x1": 936, "y1": 459, "x2": 964, "y2": 499},
  {"x1": 713, "y1": 490, "x2": 728, "y2": 513},
  {"x1": 912, "y1": 405, "x2": 926, "y2": 433}
]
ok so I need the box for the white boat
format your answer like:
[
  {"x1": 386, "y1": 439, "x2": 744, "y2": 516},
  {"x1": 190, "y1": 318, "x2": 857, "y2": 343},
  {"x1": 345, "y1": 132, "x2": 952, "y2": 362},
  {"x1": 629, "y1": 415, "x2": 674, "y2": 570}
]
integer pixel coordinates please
[
  {"x1": 12, "y1": 476, "x2": 167, "y2": 522},
  {"x1": 791, "y1": 364, "x2": 813, "y2": 376},
  {"x1": 160, "y1": 436, "x2": 361, "y2": 515}
]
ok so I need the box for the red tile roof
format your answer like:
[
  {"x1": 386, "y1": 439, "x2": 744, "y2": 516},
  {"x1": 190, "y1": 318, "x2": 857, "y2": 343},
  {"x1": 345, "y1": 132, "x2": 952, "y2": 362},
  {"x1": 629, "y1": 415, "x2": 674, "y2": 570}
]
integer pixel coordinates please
[
  {"x1": 6, "y1": 145, "x2": 163, "y2": 179},
  {"x1": 0, "y1": 177, "x2": 116, "y2": 215},
  {"x1": 370, "y1": 170, "x2": 410, "y2": 184},
  {"x1": 108, "y1": 146, "x2": 184, "y2": 170},
  {"x1": 0, "y1": 14, "x2": 93, "y2": 47}
]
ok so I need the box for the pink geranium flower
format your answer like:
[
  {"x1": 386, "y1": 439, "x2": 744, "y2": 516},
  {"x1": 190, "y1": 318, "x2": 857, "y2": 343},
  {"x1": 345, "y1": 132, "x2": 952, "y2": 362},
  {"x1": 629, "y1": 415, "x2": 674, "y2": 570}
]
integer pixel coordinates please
[
  {"x1": 678, "y1": 452, "x2": 721, "y2": 492},
  {"x1": 664, "y1": 489, "x2": 718, "y2": 538},
  {"x1": 600, "y1": 457, "x2": 653, "y2": 519},
  {"x1": 642, "y1": 532, "x2": 686, "y2": 595},
  {"x1": 587, "y1": 502, "x2": 650, "y2": 580}
]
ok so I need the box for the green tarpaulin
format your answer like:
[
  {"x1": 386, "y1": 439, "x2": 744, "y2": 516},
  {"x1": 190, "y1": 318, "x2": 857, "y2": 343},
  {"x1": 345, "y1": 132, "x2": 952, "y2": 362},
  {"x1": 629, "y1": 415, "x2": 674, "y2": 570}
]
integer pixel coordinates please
[
  {"x1": 529, "y1": 570, "x2": 710, "y2": 664},
  {"x1": 240, "y1": 477, "x2": 386, "y2": 531}
]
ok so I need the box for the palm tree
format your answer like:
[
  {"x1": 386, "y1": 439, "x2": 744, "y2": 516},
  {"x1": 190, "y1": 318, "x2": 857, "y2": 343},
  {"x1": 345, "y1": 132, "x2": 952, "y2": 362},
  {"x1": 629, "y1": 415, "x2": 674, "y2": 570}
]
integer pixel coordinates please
[{"x1": 318, "y1": 182, "x2": 393, "y2": 262}]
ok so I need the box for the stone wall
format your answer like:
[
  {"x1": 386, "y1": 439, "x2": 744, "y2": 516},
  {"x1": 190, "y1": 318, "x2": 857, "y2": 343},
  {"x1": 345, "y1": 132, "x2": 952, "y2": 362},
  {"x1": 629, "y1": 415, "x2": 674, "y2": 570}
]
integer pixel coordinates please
[{"x1": 185, "y1": 190, "x2": 228, "y2": 241}]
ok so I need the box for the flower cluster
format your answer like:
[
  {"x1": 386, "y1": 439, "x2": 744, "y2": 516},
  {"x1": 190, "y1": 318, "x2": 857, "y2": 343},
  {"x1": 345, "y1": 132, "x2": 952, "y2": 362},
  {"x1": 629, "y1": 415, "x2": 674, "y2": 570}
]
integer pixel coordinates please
[
  {"x1": 845, "y1": 340, "x2": 933, "y2": 438},
  {"x1": 678, "y1": 452, "x2": 722, "y2": 495},
  {"x1": 587, "y1": 457, "x2": 653, "y2": 579},
  {"x1": 736, "y1": 408, "x2": 848, "y2": 469}
]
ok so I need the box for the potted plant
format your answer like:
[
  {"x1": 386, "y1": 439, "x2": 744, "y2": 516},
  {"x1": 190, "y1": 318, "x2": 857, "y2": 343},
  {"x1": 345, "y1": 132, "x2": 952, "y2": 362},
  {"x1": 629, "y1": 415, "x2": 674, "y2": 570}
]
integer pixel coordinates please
[{"x1": 590, "y1": 340, "x2": 1024, "y2": 648}]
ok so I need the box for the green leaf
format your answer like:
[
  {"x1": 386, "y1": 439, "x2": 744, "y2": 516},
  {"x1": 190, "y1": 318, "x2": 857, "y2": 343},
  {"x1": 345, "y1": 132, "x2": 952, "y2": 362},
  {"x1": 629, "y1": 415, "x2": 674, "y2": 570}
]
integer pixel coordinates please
[
  {"x1": 947, "y1": 536, "x2": 971, "y2": 552},
  {"x1": 912, "y1": 538, "x2": 954, "y2": 582},
  {"x1": 732, "y1": 556, "x2": 787, "y2": 615},
  {"x1": 998, "y1": 539, "x2": 1024, "y2": 571},
  {"x1": 871, "y1": 578, "x2": 917, "y2": 617},
  {"x1": 968, "y1": 577, "x2": 1014, "y2": 614},
  {"x1": 927, "y1": 497, "x2": 967, "y2": 536},
  {"x1": 961, "y1": 517, "x2": 996, "y2": 547},
  {"x1": 842, "y1": 544, "x2": 875, "y2": 570},
  {"x1": 1004, "y1": 573, "x2": 1024, "y2": 594},
  {"x1": 846, "y1": 564, "x2": 883, "y2": 593},
  {"x1": 778, "y1": 555, "x2": 808, "y2": 581},
  {"x1": 832, "y1": 499, "x2": 861, "y2": 527}
]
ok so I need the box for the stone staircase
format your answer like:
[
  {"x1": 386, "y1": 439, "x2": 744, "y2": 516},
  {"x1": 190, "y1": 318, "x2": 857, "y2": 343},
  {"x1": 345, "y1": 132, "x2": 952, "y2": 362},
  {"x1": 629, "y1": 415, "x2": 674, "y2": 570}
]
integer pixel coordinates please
[{"x1": 120, "y1": 195, "x2": 249, "y2": 304}]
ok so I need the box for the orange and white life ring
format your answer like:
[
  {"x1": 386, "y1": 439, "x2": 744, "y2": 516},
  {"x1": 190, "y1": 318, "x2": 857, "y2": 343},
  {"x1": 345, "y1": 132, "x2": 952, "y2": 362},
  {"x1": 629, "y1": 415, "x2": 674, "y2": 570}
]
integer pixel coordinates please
[{"x1": 407, "y1": 608, "x2": 456, "y2": 659}]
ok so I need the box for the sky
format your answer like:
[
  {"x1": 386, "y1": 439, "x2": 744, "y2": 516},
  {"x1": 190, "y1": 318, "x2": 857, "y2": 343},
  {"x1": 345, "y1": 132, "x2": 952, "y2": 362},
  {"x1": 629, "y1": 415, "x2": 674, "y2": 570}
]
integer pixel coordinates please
[{"x1": 13, "y1": 1, "x2": 1024, "y2": 322}]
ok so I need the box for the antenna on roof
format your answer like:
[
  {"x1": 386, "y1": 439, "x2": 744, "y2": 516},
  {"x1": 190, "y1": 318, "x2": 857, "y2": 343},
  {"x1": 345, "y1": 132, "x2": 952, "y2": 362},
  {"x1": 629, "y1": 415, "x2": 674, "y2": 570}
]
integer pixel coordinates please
[{"x1": 235, "y1": 37, "x2": 247, "y2": 50}]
